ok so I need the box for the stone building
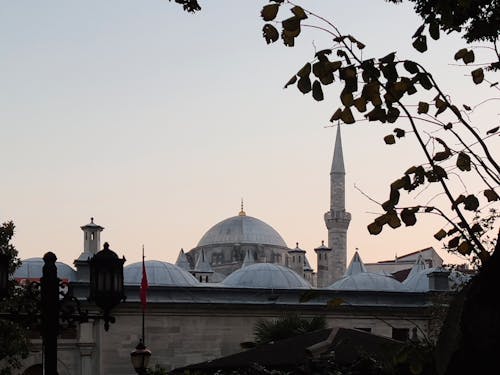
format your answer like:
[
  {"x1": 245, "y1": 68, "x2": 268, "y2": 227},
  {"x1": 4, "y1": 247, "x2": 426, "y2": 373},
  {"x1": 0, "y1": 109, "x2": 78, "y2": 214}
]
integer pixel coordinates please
[{"x1": 9, "y1": 127, "x2": 461, "y2": 374}]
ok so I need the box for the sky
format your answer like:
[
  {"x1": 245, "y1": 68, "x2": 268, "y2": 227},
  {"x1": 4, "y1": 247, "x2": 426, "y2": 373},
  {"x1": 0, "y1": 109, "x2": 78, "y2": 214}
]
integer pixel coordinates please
[{"x1": 1, "y1": 1, "x2": 498, "y2": 268}]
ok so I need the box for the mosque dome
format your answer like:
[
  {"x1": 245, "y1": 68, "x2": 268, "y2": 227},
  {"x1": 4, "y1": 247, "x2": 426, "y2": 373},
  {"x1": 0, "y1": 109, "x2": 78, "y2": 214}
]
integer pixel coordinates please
[
  {"x1": 328, "y1": 252, "x2": 407, "y2": 292},
  {"x1": 124, "y1": 260, "x2": 198, "y2": 286},
  {"x1": 197, "y1": 214, "x2": 287, "y2": 248},
  {"x1": 14, "y1": 258, "x2": 77, "y2": 281},
  {"x1": 329, "y1": 272, "x2": 408, "y2": 292},
  {"x1": 222, "y1": 263, "x2": 311, "y2": 289}
]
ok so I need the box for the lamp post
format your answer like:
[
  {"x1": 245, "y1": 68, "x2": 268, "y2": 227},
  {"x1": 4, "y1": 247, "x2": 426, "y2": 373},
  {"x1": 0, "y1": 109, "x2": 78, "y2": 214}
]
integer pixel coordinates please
[
  {"x1": 130, "y1": 339, "x2": 152, "y2": 374},
  {"x1": 89, "y1": 242, "x2": 126, "y2": 331},
  {"x1": 39, "y1": 243, "x2": 126, "y2": 374}
]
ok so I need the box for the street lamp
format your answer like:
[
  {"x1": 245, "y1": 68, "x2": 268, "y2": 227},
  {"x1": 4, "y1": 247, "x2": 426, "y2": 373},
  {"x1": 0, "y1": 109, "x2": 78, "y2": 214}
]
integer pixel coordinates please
[
  {"x1": 0, "y1": 252, "x2": 9, "y2": 299},
  {"x1": 130, "y1": 339, "x2": 152, "y2": 374},
  {"x1": 39, "y1": 244, "x2": 126, "y2": 374},
  {"x1": 89, "y1": 241, "x2": 126, "y2": 331}
]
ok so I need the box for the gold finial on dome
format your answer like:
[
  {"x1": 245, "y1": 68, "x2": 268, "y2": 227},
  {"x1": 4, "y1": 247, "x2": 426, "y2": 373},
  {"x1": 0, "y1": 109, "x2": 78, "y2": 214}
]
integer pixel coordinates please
[{"x1": 239, "y1": 198, "x2": 246, "y2": 216}]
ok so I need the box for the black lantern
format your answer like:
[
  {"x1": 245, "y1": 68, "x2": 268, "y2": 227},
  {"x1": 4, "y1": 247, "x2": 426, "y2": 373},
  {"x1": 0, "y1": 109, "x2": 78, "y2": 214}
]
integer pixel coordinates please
[
  {"x1": 89, "y1": 242, "x2": 126, "y2": 330},
  {"x1": 130, "y1": 340, "x2": 152, "y2": 375},
  {"x1": 0, "y1": 252, "x2": 9, "y2": 299}
]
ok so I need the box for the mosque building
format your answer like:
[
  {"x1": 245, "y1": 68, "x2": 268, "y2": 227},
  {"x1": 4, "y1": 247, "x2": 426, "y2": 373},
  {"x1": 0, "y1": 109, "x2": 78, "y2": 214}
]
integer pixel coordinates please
[{"x1": 11, "y1": 126, "x2": 461, "y2": 374}]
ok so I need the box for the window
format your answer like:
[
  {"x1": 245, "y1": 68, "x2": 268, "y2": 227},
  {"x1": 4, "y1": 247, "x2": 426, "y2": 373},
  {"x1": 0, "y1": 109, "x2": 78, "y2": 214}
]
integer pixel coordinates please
[
  {"x1": 91, "y1": 232, "x2": 94, "y2": 241},
  {"x1": 392, "y1": 328, "x2": 409, "y2": 341}
]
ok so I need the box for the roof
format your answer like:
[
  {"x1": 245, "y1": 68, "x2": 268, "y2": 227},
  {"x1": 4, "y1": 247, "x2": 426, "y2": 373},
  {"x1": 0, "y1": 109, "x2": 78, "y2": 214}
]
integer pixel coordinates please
[
  {"x1": 170, "y1": 327, "x2": 404, "y2": 374},
  {"x1": 197, "y1": 214, "x2": 287, "y2": 248},
  {"x1": 328, "y1": 252, "x2": 407, "y2": 292},
  {"x1": 194, "y1": 249, "x2": 213, "y2": 273},
  {"x1": 222, "y1": 263, "x2": 312, "y2": 289},
  {"x1": 124, "y1": 260, "x2": 199, "y2": 286},
  {"x1": 375, "y1": 247, "x2": 438, "y2": 264},
  {"x1": 14, "y1": 258, "x2": 77, "y2": 281},
  {"x1": 331, "y1": 125, "x2": 345, "y2": 174},
  {"x1": 242, "y1": 249, "x2": 256, "y2": 268},
  {"x1": 174, "y1": 249, "x2": 190, "y2": 271}
]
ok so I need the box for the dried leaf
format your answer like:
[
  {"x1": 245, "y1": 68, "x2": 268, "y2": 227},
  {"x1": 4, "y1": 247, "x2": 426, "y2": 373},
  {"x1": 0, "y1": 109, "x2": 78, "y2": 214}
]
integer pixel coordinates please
[
  {"x1": 456, "y1": 152, "x2": 471, "y2": 171},
  {"x1": 262, "y1": 24, "x2": 279, "y2": 44},
  {"x1": 429, "y1": 21, "x2": 440, "y2": 40},
  {"x1": 330, "y1": 108, "x2": 342, "y2": 122},
  {"x1": 384, "y1": 134, "x2": 396, "y2": 145},
  {"x1": 284, "y1": 75, "x2": 297, "y2": 89},
  {"x1": 486, "y1": 126, "x2": 499, "y2": 135},
  {"x1": 463, "y1": 194, "x2": 479, "y2": 211},
  {"x1": 412, "y1": 35, "x2": 427, "y2": 53},
  {"x1": 417, "y1": 102, "x2": 429, "y2": 114},
  {"x1": 341, "y1": 107, "x2": 355, "y2": 124},
  {"x1": 471, "y1": 68, "x2": 484, "y2": 84},
  {"x1": 297, "y1": 63, "x2": 311, "y2": 78},
  {"x1": 484, "y1": 189, "x2": 499, "y2": 202},
  {"x1": 368, "y1": 221, "x2": 383, "y2": 235},
  {"x1": 403, "y1": 60, "x2": 419, "y2": 74},
  {"x1": 434, "y1": 229, "x2": 446, "y2": 240},
  {"x1": 457, "y1": 241, "x2": 472, "y2": 255},
  {"x1": 261, "y1": 3, "x2": 280, "y2": 21},
  {"x1": 393, "y1": 128, "x2": 405, "y2": 138},
  {"x1": 312, "y1": 80, "x2": 324, "y2": 101},
  {"x1": 401, "y1": 207, "x2": 418, "y2": 226},
  {"x1": 297, "y1": 76, "x2": 311, "y2": 94},
  {"x1": 291, "y1": 5, "x2": 307, "y2": 20}
]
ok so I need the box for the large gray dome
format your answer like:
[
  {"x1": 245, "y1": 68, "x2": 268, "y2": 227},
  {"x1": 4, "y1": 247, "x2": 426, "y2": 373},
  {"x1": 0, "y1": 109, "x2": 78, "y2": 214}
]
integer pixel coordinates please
[
  {"x1": 124, "y1": 260, "x2": 198, "y2": 286},
  {"x1": 14, "y1": 258, "x2": 76, "y2": 281},
  {"x1": 197, "y1": 215, "x2": 287, "y2": 247},
  {"x1": 222, "y1": 263, "x2": 311, "y2": 289}
]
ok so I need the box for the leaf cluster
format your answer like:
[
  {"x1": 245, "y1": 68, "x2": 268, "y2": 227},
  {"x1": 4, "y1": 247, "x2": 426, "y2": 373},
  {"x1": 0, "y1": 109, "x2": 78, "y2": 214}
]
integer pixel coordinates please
[{"x1": 260, "y1": 1, "x2": 499, "y2": 264}]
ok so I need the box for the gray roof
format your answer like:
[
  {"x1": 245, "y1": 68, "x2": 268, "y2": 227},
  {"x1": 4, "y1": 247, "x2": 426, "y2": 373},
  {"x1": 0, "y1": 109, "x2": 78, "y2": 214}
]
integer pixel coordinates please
[
  {"x1": 124, "y1": 260, "x2": 199, "y2": 286},
  {"x1": 15, "y1": 258, "x2": 77, "y2": 281},
  {"x1": 197, "y1": 214, "x2": 287, "y2": 248},
  {"x1": 328, "y1": 252, "x2": 407, "y2": 292},
  {"x1": 222, "y1": 263, "x2": 312, "y2": 289},
  {"x1": 194, "y1": 249, "x2": 213, "y2": 273},
  {"x1": 403, "y1": 267, "x2": 451, "y2": 292},
  {"x1": 242, "y1": 249, "x2": 256, "y2": 268},
  {"x1": 175, "y1": 249, "x2": 191, "y2": 271},
  {"x1": 345, "y1": 251, "x2": 367, "y2": 276},
  {"x1": 405, "y1": 254, "x2": 427, "y2": 281},
  {"x1": 331, "y1": 125, "x2": 345, "y2": 174}
]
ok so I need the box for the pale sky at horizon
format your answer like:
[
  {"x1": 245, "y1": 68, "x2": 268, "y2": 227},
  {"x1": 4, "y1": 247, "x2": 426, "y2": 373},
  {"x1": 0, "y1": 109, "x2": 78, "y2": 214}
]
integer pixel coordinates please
[{"x1": 1, "y1": 1, "x2": 498, "y2": 269}]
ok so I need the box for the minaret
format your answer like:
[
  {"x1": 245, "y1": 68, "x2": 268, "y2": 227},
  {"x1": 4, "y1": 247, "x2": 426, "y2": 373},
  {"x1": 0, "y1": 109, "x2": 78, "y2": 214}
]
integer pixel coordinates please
[
  {"x1": 74, "y1": 217, "x2": 104, "y2": 282},
  {"x1": 287, "y1": 242, "x2": 305, "y2": 277},
  {"x1": 314, "y1": 240, "x2": 331, "y2": 288},
  {"x1": 324, "y1": 125, "x2": 351, "y2": 284}
]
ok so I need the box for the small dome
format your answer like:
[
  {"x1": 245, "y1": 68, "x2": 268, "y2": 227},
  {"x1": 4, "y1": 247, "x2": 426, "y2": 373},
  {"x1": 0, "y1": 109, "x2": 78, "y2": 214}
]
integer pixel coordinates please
[
  {"x1": 222, "y1": 263, "x2": 311, "y2": 289},
  {"x1": 197, "y1": 215, "x2": 287, "y2": 247},
  {"x1": 328, "y1": 272, "x2": 408, "y2": 292},
  {"x1": 14, "y1": 258, "x2": 76, "y2": 281},
  {"x1": 124, "y1": 260, "x2": 198, "y2": 286},
  {"x1": 327, "y1": 251, "x2": 407, "y2": 292}
]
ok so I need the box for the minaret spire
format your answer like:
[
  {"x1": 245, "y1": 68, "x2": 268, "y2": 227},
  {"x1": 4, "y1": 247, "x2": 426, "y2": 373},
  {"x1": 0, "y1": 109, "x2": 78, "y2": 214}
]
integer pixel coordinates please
[
  {"x1": 324, "y1": 125, "x2": 351, "y2": 284},
  {"x1": 331, "y1": 124, "x2": 345, "y2": 175}
]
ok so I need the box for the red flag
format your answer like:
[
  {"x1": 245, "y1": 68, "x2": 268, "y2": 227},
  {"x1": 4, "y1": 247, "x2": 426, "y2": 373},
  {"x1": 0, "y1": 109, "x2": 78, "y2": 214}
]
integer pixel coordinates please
[{"x1": 140, "y1": 248, "x2": 148, "y2": 311}]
